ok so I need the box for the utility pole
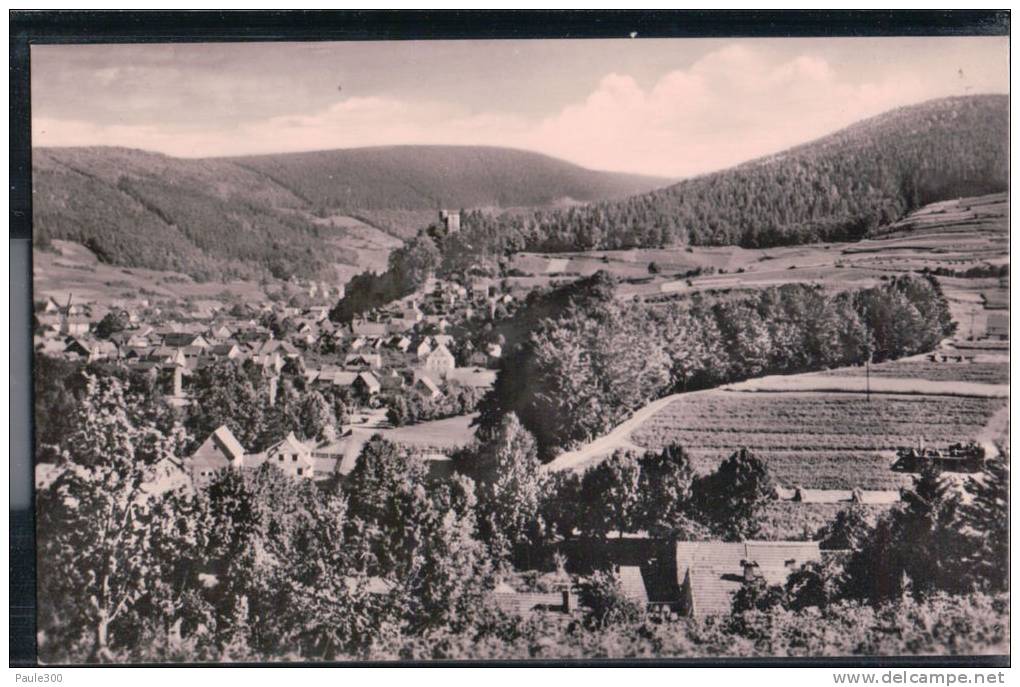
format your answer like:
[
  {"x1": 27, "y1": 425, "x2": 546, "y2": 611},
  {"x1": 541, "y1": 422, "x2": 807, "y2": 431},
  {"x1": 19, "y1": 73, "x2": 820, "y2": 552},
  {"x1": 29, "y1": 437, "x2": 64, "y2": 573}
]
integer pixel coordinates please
[{"x1": 863, "y1": 334, "x2": 873, "y2": 403}]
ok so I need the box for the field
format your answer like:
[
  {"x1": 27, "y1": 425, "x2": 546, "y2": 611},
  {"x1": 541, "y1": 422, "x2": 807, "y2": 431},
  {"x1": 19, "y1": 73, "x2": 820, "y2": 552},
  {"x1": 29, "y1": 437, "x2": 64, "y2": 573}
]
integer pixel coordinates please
[
  {"x1": 33, "y1": 240, "x2": 273, "y2": 305},
  {"x1": 506, "y1": 193, "x2": 1010, "y2": 305},
  {"x1": 376, "y1": 413, "x2": 478, "y2": 451},
  {"x1": 630, "y1": 391, "x2": 1006, "y2": 490},
  {"x1": 821, "y1": 360, "x2": 1010, "y2": 385}
]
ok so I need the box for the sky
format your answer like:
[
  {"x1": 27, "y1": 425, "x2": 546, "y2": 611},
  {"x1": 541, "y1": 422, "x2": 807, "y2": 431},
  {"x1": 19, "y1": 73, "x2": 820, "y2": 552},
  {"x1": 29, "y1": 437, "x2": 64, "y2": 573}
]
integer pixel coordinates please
[{"x1": 31, "y1": 37, "x2": 1008, "y2": 178}]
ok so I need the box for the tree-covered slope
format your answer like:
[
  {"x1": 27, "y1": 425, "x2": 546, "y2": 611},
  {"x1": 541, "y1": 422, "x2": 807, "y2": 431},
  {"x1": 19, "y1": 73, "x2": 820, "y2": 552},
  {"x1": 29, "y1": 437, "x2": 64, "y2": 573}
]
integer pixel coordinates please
[
  {"x1": 31, "y1": 145, "x2": 670, "y2": 280},
  {"x1": 228, "y1": 145, "x2": 669, "y2": 212},
  {"x1": 454, "y1": 95, "x2": 1009, "y2": 254}
]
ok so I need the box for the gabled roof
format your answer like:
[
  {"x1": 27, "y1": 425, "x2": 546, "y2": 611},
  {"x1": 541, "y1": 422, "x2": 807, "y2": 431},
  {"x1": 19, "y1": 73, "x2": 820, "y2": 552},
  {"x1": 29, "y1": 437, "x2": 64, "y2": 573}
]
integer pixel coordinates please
[
  {"x1": 269, "y1": 432, "x2": 311, "y2": 457},
  {"x1": 676, "y1": 541, "x2": 821, "y2": 615},
  {"x1": 413, "y1": 374, "x2": 442, "y2": 396},
  {"x1": 428, "y1": 343, "x2": 454, "y2": 360},
  {"x1": 351, "y1": 320, "x2": 389, "y2": 337},
  {"x1": 356, "y1": 371, "x2": 381, "y2": 392},
  {"x1": 203, "y1": 425, "x2": 246, "y2": 462}
]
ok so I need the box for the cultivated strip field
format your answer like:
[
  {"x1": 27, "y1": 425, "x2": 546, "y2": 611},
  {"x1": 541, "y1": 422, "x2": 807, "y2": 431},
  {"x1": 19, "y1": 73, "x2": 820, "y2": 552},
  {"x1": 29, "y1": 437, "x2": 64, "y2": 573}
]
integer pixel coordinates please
[
  {"x1": 725, "y1": 374, "x2": 1009, "y2": 398},
  {"x1": 820, "y1": 360, "x2": 1010, "y2": 385},
  {"x1": 629, "y1": 391, "x2": 1007, "y2": 490}
]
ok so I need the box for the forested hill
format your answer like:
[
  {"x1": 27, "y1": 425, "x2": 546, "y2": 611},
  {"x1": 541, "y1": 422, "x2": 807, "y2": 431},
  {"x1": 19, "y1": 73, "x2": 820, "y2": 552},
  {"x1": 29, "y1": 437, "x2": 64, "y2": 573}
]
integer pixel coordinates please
[
  {"x1": 31, "y1": 145, "x2": 669, "y2": 282},
  {"x1": 455, "y1": 95, "x2": 1009, "y2": 253},
  {"x1": 228, "y1": 145, "x2": 669, "y2": 213}
]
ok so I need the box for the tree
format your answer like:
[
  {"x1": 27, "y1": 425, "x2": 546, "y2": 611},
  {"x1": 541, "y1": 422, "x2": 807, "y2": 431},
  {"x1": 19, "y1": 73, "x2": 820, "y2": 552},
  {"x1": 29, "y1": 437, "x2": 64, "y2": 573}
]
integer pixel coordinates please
[
  {"x1": 636, "y1": 444, "x2": 703, "y2": 539},
  {"x1": 576, "y1": 569, "x2": 644, "y2": 628},
  {"x1": 470, "y1": 413, "x2": 547, "y2": 560},
  {"x1": 36, "y1": 374, "x2": 190, "y2": 662},
  {"x1": 94, "y1": 311, "x2": 127, "y2": 339},
  {"x1": 731, "y1": 576, "x2": 787, "y2": 614},
  {"x1": 298, "y1": 390, "x2": 335, "y2": 443},
  {"x1": 693, "y1": 448, "x2": 774, "y2": 541},
  {"x1": 200, "y1": 464, "x2": 376, "y2": 658},
  {"x1": 816, "y1": 506, "x2": 873, "y2": 550},
  {"x1": 784, "y1": 558, "x2": 846, "y2": 611},
  {"x1": 186, "y1": 360, "x2": 274, "y2": 452},
  {"x1": 844, "y1": 466, "x2": 967, "y2": 602},
  {"x1": 578, "y1": 450, "x2": 641, "y2": 539},
  {"x1": 959, "y1": 456, "x2": 1009, "y2": 591}
]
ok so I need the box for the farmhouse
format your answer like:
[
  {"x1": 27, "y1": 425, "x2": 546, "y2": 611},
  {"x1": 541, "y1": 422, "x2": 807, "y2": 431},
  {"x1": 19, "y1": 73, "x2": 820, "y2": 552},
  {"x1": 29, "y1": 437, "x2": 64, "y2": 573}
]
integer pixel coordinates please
[{"x1": 676, "y1": 541, "x2": 821, "y2": 616}]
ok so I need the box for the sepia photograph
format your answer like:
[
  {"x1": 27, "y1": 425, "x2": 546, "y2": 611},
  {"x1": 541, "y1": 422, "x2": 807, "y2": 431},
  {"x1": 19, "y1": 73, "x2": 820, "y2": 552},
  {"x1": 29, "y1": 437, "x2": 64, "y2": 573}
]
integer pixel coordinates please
[{"x1": 15, "y1": 10, "x2": 1011, "y2": 666}]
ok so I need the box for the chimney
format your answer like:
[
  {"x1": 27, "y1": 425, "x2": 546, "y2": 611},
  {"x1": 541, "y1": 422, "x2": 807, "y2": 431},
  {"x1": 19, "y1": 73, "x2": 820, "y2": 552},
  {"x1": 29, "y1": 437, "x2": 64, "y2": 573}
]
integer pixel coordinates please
[{"x1": 741, "y1": 560, "x2": 760, "y2": 583}]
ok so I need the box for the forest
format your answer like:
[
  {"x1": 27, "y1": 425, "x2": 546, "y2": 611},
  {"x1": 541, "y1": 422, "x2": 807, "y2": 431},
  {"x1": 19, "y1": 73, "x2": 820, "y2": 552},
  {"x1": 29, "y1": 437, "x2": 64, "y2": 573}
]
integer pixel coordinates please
[
  {"x1": 440, "y1": 96, "x2": 1009, "y2": 261},
  {"x1": 476, "y1": 271, "x2": 956, "y2": 457}
]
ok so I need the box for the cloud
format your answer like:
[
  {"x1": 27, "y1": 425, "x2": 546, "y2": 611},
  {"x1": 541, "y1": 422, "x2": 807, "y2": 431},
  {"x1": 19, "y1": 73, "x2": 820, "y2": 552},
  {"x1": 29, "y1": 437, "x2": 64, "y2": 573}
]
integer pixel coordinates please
[{"x1": 31, "y1": 44, "x2": 973, "y2": 177}]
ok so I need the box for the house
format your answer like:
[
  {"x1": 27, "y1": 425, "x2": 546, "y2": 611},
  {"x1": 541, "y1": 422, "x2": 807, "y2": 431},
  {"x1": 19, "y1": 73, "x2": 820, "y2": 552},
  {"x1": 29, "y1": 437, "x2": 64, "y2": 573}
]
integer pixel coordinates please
[
  {"x1": 351, "y1": 320, "x2": 389, "y2": 338},
  {"x1": 354, "y1": 371, "x2": 381, "y2": 396},
  {"x1": 314, "y1": 369, "x2": 359, "y2": 390},
  {"x1": 986, "y1": 313, "x2": 1009, "y2": 340},
  {"x1": 305, "y1": 306, "x2": 330, "y2": 322},
  {"x1": 387, "y1": 336, "x2": 412, "y2": 353},
  {"x1": 209, "y1": 343, "x2": 244, "y2": 360},
  {"x1": 378, "y1": 370, "x2": 407, "y2": 394},
  {"x1": 189, "y1": 425, "x2": 247, "y2": 488},
  {"x1": 412, "y1": 372, "x2": 443, "y2": 399},
  {"x1": 401, "y1": 305, "x2": 424, "y2": 323},
  {"x1": 63, "y1": 337, "x2": 118, "y2": 362},
  {"x1": 344, "y1": 353, "x2": 382, "y2": 370},
  {"x1": 415, "y1": 339, "x2": 433, "y2": 359},
  {"x1": 208, "y1": 325, "x2": 233, "y2": 341},
  {"x1": 257, "y1": 339, "x2": 300, "y2": 358},
  {"x1": 675, "y1": 541, "x2": 821, "y2": 616},
  {"x1": 423, "y1": 344, "x2": 455, "y2": 379},
  {"x1": 61, "y1": 315, "x2": 91, "y2": 337},
  {"x1": 162, "y1": 332, "x2": 211, "y2": 349},
  {"x1": 265, "y1": 432, "x2": 316, "y2": 480},
  {"x1": 126, "y1": 333, "x2": 152, "y2": 349}
]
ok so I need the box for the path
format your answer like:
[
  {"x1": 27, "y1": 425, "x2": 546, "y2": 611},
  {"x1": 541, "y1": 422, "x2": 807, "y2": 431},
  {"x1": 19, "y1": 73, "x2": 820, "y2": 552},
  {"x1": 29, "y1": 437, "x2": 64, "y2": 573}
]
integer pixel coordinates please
[{"x1": 542, "y1": 391, "x2": 699, "y2": 473}]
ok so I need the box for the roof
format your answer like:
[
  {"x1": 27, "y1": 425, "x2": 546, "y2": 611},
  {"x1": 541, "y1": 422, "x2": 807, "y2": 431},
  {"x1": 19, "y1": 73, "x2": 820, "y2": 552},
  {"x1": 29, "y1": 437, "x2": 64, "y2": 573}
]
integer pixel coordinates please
[
  {"x1": 446, "y1": 367, "x2": 497, "y2": 388},
  {"x1": 271, "y1": 432, "x2": 310, "y2": 456},
  {"x1": 414, "y1": 374, "x2": 442, "y2": 396},
  {"x1": 617, "y1": 566, "x2": 649, "y2": 604},
  {"x1": 357, "y1": 371, "x2": 381, "y2": 391},
  {"x1": 193, "y1": 425, "x2": 246, "y2": 465},
  {"x1": 351, "y1": 321, "x2": 389, "y2": 337},
  {"x1": 211, "y1": 425, "x2": 246, "y2": 461},
  {"x1": 676, "y1": 541, "x2": 821, "y2": 616}
]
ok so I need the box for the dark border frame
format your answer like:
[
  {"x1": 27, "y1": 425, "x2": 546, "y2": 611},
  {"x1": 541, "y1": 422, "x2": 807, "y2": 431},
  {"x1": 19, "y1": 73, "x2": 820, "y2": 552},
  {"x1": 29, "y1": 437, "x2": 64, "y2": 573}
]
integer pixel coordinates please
[{"x1": 9, "y1": 9, "x2": 1011, "y2": 668}]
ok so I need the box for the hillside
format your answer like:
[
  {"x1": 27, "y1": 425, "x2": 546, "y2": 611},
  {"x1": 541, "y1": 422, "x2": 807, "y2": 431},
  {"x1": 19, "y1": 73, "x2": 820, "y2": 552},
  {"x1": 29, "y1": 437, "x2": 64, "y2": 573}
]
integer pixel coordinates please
[
  {"x1": 32, "y1": 145, "x2": 669, "y2": 282},
  {"x1": 453, "y1": 95, "x2": 1009, "y2": 257},
  {"x1": 228, "y1": 145, "x2": 669, "y2": 238}
]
